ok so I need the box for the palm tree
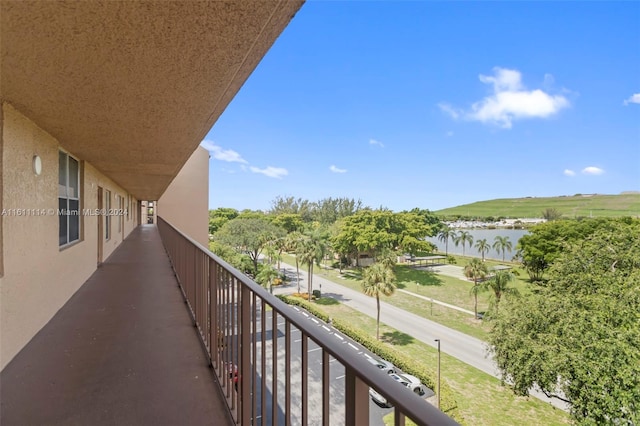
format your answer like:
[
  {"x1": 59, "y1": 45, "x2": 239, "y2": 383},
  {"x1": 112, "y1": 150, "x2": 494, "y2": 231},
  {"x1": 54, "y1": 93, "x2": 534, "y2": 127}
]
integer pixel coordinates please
[
  {"x1": 263, "y1": 240, "x2": 278, "y2": 266},
  {"x1": 492, "y1": 236, "x2": 513, "y2": 262},
  {"x1": 296, "y1": 232, "x2": 328, "y2": 300},
  {"x1": 464, "y1": 258, "x2": 488, "y2": 320},
  {"x1": 437, "y1": 227, "x2": 456, "y2": 256},
  {"x1": 454, "y1": 230, "x2": 474, "y2": 257},
  {"x1": 361, "y1": 262, "x2": 397, "y2": 340},
  {"x1": 474, "y1": 238, "x2": 490, "y2": 262},
  {"x1": 480, "y1": 270, "x2": 519, "y2": 314},
  {"x1": 285, "y1": 231, "x2": 304, "y2": 293},
  {"x1": 255, "y1": 265, "x2": 280, "y2": 294},
  {"x1": 297, "y1": 238, "x2": 317, "y2": 299}
]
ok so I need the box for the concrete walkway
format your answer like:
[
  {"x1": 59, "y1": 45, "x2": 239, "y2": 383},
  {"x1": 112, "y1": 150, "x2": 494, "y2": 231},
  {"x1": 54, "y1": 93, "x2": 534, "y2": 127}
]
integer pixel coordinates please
[
  {"x1": 0, "y1": 225, "x2": 232, "y2": 426},
  {"x1": 396, "y1": 288, "x2": 475, "y2": 316}
]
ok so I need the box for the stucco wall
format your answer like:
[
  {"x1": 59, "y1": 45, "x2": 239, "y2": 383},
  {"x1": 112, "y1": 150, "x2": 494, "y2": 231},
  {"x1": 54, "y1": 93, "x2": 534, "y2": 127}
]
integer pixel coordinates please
[
  {"x1": 157, "y1": 147, "x2": 209, "y2": 247},
  {"x1": 0, "y1": 104, "x2": 137, "y2": 370}
]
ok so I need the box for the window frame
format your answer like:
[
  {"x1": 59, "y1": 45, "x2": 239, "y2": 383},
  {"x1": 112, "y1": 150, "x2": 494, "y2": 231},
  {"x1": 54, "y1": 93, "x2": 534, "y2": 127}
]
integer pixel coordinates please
[
  {"x1": 59, "y1": 150, "x2": 81, "y2": 247},
  {"x1": 105, "y1": 190, "x2": 111, "y2": 240}
]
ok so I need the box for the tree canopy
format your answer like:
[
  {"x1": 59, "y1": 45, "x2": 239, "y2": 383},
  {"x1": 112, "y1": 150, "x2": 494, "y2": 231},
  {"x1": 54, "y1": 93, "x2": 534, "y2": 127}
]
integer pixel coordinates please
[
  {"x1": 331, "y1": 209, "x2": 439, "y2": 263},
  {"x1": 213, "y1": 217, "x2": 285, "y2": 274},
  {"x1": 489, "y1": 218, "x2": 640, "y2": 424},
  {"x1": 516, "y1": 217, "x2": 629, "y2": 282},
  {"x1": 208, "y1": 207, "x2": 239, "y2": 234},
  {"x1": 269, "y1": 195, "x2": 364, "y2": 224}
]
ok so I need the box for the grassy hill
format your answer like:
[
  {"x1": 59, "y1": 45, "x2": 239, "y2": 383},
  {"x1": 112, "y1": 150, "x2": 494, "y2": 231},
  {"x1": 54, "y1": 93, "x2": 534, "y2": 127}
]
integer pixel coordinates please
[{"x1": 435, "y1": 193, "x2": 640, "y2": 218}]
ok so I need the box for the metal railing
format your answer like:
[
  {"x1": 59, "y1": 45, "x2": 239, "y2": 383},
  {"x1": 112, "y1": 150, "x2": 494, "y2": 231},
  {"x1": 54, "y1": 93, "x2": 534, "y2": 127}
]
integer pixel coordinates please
[{"x1": 158, "y1": 217, "x2": 459, "y2": 426}]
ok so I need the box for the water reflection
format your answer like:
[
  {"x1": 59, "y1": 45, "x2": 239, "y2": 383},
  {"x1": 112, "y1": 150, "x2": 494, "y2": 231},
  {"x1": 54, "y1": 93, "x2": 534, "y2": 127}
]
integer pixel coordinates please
[{"x1": 427, "y1": 229, "x2": 529, "y2": 261}]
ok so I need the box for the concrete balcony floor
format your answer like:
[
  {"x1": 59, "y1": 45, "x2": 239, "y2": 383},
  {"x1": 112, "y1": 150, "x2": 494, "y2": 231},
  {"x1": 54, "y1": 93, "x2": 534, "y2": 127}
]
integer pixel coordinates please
[{"x1": 0, "y1": 225, "x2": 232, "y2": 426}]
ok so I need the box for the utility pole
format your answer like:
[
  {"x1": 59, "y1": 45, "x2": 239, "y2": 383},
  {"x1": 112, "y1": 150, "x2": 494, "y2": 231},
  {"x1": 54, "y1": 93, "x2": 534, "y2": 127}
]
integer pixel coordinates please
[{"x1": 434, "y1": 339, "x2": 441, "y2": 409}]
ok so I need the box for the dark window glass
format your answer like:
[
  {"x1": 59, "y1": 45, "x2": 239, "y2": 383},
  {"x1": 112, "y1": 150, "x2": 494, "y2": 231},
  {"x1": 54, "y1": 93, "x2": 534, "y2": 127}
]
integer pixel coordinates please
[
  {"x1": 59, "y1": 151, "x2": 81, "y2": 246},
  {"x1": 69, "y1": 199, "x2": 80, "y2": 241},
  {"x1": 59, "y1": 198, "x2": 68, "y2": 246}
]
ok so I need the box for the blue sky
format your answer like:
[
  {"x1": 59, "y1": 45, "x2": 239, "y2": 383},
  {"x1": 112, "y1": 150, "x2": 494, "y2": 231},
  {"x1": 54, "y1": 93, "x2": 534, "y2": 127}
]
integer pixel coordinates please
[{"x1": 202, "y1": 1, "x2": 640, "y2": 212}]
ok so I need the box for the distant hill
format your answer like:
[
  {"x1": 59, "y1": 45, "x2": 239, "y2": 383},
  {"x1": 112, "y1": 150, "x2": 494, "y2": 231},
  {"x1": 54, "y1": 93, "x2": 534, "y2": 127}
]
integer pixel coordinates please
[{"x1": 434, "y1": 193, "x2": 640, "y2": 218}]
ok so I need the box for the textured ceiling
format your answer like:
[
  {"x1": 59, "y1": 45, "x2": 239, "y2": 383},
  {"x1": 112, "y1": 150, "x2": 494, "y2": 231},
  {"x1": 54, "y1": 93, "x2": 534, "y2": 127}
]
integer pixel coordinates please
[{"x1": 1, "y1": 0, "x2": 303, "y2": 200}]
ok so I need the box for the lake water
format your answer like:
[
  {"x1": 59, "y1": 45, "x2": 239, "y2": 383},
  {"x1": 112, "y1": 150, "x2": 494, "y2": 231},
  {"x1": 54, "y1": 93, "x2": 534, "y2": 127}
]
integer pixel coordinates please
[{"x1": 426, "y1": 229, "x2": 529, "y2": 262}]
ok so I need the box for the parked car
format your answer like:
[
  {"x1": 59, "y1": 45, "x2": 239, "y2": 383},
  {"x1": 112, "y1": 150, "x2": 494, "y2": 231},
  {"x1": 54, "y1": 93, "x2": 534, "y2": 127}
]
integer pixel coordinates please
[
  {"x1": 365, "y1": 356, "x2": 396, "y2": 374},
  {"x1": 369, "y1": 373, "x2": 425, "y2": 407}
]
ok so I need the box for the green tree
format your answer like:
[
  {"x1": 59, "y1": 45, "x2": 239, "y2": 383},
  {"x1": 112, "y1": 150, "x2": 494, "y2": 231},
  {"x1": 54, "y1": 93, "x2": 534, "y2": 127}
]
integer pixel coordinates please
[
  {"x1": 474, "y1": 238, "x2": 490, "y2": 262},
  {"x1": 208, "y1": 207, "x2": 239, "y2": 234},
  {"x1": 361, "y1": 262, "x2": 397, "y2": 340},
  {"x1": 332, "y1": 209, "x2": 438, "y2": 265},
  {"x1": 464, "y1": 258, "x2": 488, "y2": 320},
  {"x1": 541, "y1": 207, "x2": 562, "y2": 221},
  {"x1": 437, "y1": 227, "x2": 456, "y2": 256},
  {"x1": 263, "y1": 240, "x2": 278, "y2": 265},
  {"x1": 269, "y1": 196, "x2": 313, "y2": 222},
  {"x1": 297, "y1": 233, "x2": 327, "y2": 299},
  {"x1": 489, "y1": 219, "x2": 640, "y2": 424},
  {"x1": 454, "y1": 230, "x2": 474, "y2": 257},
  {"x1": 271, "y1": 213, "x2": 305, "y2": 233},
  {"x1": 479, "y1": 270, "x2": 518, "y2": 314},
  {"x1": 213, "y1": 217, "x2": 285, "y2": 275},
  {"x1": 285, "y1": 231, "x2": 304, "y2": 293},
  {"x1": 311, "y1": 197, "x2": 364, "y2": 224},
  {"x1": 255, "y1": 265, "x2": 280, "y2": 293},
  {"x1": 516, "y1": 218, "x2": 617, "y2": 282},
  {"x1": 492, "y1": 235, "x2": 513, "y2": 263}
]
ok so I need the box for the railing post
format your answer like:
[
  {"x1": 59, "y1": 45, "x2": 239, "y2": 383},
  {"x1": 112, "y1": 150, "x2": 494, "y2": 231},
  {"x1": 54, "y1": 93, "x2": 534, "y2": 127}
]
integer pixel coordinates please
[
  {"x1": 209, "y1": 258, "x2": 217, "y2": 366},
  {"x1": 345, "y1": 367, "x2": 369, "y2": 426},
  {"x1": 240, "y1": 285, "x2": 251, "y2": 425}
]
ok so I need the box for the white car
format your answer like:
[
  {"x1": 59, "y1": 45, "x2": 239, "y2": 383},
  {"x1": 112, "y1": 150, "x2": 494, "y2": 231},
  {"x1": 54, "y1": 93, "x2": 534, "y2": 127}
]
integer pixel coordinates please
[
  {"x1": 369, "y1": 373, "x2": 425, "y2": 407},
  {"x1": 365, "y1": 357, "x2": 396, "y2": 374}
]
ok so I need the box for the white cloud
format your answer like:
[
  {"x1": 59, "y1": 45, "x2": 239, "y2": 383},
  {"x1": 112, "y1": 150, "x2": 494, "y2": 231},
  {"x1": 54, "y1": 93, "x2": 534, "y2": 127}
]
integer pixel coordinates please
[
  {"x1": 200, "y1": 140, "x2": 247, "y2": 164},
  {"x1": 623, "y1": 93, "x2": 640, "y2": 105},
  {"x1": 564, "y1": 169, "x2": 576, "y2": 177},
  {"x1": 369, "y1": 138, "x2": 384, "y2": 148},
  {"x1": 249, "y1": 166, "x2": 288, "y2": 179},
  {"x1": 438, "y1": 103, "x2": 461, "y2": 120},
  {"x1": 440, "y1": 67, "x2": 570, "y2": 129},
  {"x1": 446, "y1": 131, "x2": 454, "y2": 137},
  {"x1": 582, "y1": 166, "x2": 604, "y2": 175},
  {"x1": 479, "y1": 68, "x2": 523, "y2": 91},
  {"x1": 329, "y1": 165, "x2": 347, "y2": 173}
]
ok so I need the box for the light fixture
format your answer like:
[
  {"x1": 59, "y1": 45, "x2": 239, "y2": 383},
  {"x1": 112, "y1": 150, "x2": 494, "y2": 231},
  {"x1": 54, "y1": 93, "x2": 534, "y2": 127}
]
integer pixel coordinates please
[{"x1": 32, "y1": 155, "x2": 42, "y2": 176}]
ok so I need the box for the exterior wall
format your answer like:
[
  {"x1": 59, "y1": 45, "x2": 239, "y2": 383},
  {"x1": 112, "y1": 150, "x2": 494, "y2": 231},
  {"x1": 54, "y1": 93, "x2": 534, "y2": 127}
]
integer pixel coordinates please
[
  {"x1": 0, "y1": 104, "x2": 137, "y2": 370},
  {"x1": 157, "y1": 147, "x2": 209, "y2": 247}
]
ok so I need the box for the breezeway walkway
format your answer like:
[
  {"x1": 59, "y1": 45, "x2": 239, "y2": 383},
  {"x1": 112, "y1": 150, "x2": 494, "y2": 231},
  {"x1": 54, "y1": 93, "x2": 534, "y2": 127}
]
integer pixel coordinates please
[{"x1": 0, "y1": 225, "x2": 233, "y2": 426}]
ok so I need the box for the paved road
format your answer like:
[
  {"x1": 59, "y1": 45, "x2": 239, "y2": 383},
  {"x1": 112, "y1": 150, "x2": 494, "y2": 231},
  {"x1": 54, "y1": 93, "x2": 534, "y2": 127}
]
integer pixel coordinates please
[
  {"x1": 250, "y1": 307, "x2": 410, "y2": 425},
  {"x1": 274, "y1": 263, "x2": 569, "y2": 411}
]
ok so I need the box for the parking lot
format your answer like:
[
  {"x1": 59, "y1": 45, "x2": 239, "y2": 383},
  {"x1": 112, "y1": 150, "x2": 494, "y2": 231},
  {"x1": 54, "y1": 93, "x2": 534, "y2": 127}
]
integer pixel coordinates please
[{"x1": 247, "y1": 305, "x2": 434, "y2": 425}]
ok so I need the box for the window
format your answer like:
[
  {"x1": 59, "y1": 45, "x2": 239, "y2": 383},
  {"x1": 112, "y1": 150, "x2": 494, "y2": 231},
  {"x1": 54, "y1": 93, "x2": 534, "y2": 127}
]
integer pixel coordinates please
[
  {"x1": 59, "y1": 151, "x2": 80, "y2": 246},
  {"x1": 105, "y1": 190, "x2": 111, "y2": 240}
]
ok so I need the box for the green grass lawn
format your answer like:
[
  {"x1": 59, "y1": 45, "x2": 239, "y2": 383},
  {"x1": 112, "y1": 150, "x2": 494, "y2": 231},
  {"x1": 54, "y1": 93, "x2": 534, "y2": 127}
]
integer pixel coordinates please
[
  {"x1": 434, "y1": 193, "x2": 640, "y2": 218},
  {"x1": 314, "y1": 300, "x2": 570, "y2": 426},
  {"x1": 281, "y1": 253, "x2": 534, "y2": 341}
]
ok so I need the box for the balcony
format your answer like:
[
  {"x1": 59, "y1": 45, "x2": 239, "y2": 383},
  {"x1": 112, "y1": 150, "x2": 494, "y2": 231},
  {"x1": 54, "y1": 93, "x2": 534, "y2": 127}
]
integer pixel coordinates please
[{"x1": 1, "y1": 221, "x2": 458, "y2": 425}]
